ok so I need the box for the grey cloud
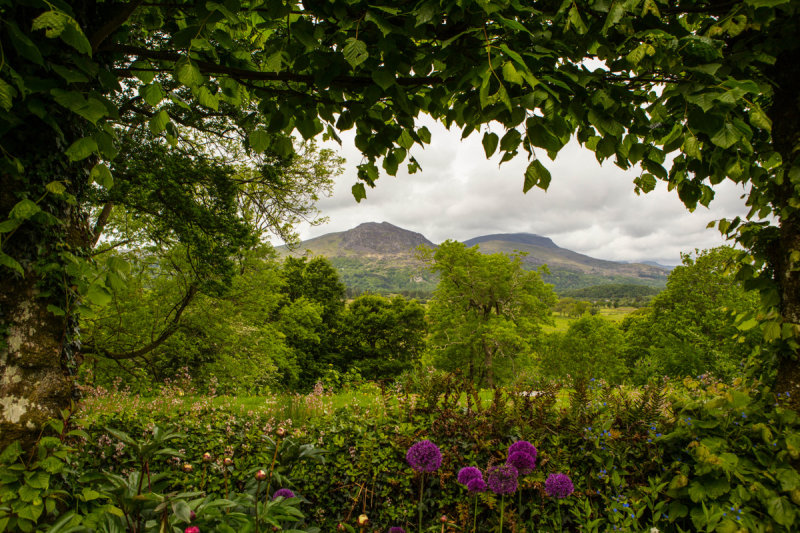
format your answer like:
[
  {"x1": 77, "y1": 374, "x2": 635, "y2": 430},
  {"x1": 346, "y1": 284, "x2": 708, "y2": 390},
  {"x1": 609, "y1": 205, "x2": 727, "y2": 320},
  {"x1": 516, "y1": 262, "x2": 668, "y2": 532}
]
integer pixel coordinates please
[{"x1": 279, "y1": 119, "x2": 749, "y2": 266}]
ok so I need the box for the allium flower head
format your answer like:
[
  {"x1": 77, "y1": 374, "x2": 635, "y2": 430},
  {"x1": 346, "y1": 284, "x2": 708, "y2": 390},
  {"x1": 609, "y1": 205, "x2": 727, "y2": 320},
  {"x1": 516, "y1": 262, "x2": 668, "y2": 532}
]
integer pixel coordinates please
[
  {"x1": 406, "y1": 440, "x2": 442, "y2": 473},
  {"x1": 457, "y1": 466, "x2": 483, "y2": 485},
  {"x1": 389, "y1": 528, "x2": 405, "y2": 533},
  {"x1": 545, "y1": 473, "x2": 574, "y2": 499},
  {"x1": 507, "y1": 450, "x2": 536, "y2": 474},
  {"x1": 272, "y1": 488, "x2": 295, "y2": 500},
  {"x1": 466, "y1": 477, "x2": 487, "y2": 493},
  {"x1": 508, "y1": 440, "x2": 537, "y2": 461},
  {"x1": 487, "y1": 464, "x2": 518, "y2": 495}
]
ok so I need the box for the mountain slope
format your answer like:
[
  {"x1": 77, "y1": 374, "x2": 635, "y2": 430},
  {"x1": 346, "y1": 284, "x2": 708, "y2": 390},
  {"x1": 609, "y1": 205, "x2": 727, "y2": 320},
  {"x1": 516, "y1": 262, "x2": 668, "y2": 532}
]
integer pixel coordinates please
[{"x1": 277, "y1": 223, "x2": 669, "y2": 294}]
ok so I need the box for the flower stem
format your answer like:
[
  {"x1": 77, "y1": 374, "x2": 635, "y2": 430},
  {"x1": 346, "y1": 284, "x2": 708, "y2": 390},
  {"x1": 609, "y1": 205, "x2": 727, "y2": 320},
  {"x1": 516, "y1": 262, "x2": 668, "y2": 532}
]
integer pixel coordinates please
[
  {"x1": 255, "y1": 479, "x2": 261, "y2": 533},
  {"x1": 557, "y1": 500, "x2": 562, "y2": 533},
  {"x1": 418, "y1": 474, "x2": 424, "y2": 533},
  {"x1": 499, "y1": 494, "x2": 504, "y2": 533},
  {"x1": 472, "y1": 494, "x2": 478, "y2": 533}
]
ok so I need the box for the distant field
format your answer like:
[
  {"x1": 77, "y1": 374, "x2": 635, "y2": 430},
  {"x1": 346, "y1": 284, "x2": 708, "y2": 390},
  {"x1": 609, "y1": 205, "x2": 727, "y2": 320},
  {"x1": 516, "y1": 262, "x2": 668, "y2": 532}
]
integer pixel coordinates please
[{"x1": 545, "y1": 306, "x2": 638, "y2": 332}]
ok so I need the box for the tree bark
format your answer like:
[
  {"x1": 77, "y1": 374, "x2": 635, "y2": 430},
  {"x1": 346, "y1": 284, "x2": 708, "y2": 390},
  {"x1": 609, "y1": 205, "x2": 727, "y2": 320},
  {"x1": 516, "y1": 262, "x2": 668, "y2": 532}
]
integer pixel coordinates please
[{"x1": 767, "y1": 45, "x2": 800, "y2": 412}]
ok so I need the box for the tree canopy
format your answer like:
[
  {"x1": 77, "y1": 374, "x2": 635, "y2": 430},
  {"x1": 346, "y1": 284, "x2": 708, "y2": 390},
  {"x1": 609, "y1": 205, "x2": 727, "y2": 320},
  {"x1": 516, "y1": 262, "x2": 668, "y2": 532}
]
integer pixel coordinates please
[
  {"x1": 422, "y1": 241, "x2": 556, "y2": 386},
  {"x1": 2, "y1": 0, "x2": 800, "y2": 445}
]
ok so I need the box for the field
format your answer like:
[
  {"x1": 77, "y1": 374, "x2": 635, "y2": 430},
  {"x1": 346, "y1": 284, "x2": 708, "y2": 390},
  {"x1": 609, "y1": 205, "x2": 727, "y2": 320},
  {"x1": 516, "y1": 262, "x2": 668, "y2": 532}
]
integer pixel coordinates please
[{"x1": 545, "y1": 307, "x2": 638, "y2": 332}]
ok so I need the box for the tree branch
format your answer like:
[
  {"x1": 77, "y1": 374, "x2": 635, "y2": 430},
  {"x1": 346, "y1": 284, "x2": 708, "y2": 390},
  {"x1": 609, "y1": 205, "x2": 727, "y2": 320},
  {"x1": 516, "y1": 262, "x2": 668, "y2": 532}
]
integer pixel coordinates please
[
  {"x1": 92, "y1": 202, "x2": 115, "y2": 246},
  {"x1": 104, "y1": 44, "x2": 444, "y2": 87},
  {"x1": 86, "y1": 284, "x2": 198, "y2": 360},
  {"x1": 90, "y1": 1, "x2": 146, "y2": 53}
]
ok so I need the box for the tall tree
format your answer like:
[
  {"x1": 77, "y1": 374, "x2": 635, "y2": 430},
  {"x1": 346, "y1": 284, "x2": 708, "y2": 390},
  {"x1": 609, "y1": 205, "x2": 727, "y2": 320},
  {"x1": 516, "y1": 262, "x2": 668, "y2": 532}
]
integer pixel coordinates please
[
  {"x1": 2, "y1": 0, "x2": 800, "y2": 445},
  {"x1": 339, "y1": 293, "x2": 426, "y2": 381},
  {"x1": 423, "y1": 241, "x2": 556, "y2": 387}
]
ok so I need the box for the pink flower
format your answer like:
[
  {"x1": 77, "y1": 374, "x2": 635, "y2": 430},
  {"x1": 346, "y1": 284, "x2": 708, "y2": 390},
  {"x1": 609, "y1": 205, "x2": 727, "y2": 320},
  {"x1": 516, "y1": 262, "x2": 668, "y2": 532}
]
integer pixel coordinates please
[{"x1": 184, "y1": 527, "x2": 200, "y2": 533}]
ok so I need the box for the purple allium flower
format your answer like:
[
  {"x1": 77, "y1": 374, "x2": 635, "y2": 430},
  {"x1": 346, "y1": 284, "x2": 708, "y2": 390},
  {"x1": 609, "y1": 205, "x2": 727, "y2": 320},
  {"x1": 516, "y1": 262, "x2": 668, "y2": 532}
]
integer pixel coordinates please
[
  {"x1": 406, "y1": 440, "x2": 442, "y2": 473},
  {"x1": 389, "y1": 528, "x2": 405, "y2": 533},
  {"x1": 545, "y1": 473, "x2": 574, "y2": 499},
  {"x1": 457, "y1": 466, "x2": 483, "y2": 485},
  {"x1": 507, "y1": 451, "x2": 536, "y2": 474},
  {"x1": 486, "y1": 464, "x2": 518, "y2": 495},
  {"x1": 272, "y1": 488, "x2": 295, "y2": 500},
  {"x1": 508, "y1": 440, "x2": 537, "y2": 461},
  {"x1": 466, "y1": 477, "x2": 487, "y2": 493}
]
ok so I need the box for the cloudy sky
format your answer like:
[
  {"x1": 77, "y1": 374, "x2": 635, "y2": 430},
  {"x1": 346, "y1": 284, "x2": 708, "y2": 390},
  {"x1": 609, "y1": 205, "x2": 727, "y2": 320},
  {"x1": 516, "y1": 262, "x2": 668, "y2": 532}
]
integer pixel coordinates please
[{"x1": 278, "y1": 116, "x2": 750, "y2": 266}]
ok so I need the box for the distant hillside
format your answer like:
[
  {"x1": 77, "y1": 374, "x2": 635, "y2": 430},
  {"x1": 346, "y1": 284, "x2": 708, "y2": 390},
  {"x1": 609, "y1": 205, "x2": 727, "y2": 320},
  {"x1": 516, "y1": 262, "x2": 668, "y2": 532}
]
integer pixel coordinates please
[
  {"x1": 560, "y1": 283, "x2": 663, "y2": 301},
  {"x1": 277, "y1": 223, "x2": 670, "y2": 295}
]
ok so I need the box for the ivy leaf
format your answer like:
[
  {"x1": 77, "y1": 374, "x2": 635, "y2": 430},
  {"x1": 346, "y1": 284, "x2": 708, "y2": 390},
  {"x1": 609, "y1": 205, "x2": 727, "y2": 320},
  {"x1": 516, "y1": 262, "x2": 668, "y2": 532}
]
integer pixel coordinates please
[
  {"x1": 65, "y1": 137, "x2": 98, "y2": 161},
  {"x1": 343, "y1": 38, "x2": 368, "y2": 68},
  {"x1": 482, "y1": 132, "x2": 499, "y2": 157},
  {"x1": 523, "y1": 160, "x2": 551, "y2": 192}
]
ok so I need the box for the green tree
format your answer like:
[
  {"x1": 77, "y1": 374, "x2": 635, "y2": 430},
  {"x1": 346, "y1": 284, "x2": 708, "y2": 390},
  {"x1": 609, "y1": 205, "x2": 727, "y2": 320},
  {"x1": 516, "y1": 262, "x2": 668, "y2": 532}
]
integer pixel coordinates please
[
  {"x1": 280, "y1": 256, "x2": 346, "y2": 388},
  {"x1": 422, "y1": 241, "x2": 556, "y2": 387},
  {"x1": 338, "y1": 293, "x2": 426, "y2": 381},
  {"x1": 622, "y1": 247, "x2": 762, "y2": 383},
  {"x1": 538, "y1": 315, "x2": 629, "y2": 384},
  {"x1": 3, "y1": 0, "x2": 800, "y2": 446}
]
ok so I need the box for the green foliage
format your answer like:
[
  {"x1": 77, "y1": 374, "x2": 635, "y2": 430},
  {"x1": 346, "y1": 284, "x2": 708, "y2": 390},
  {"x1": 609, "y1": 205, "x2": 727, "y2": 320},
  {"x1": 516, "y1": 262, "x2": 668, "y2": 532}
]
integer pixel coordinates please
[
  {"x1": 338, "y1": 294, "x2": 426, "y2": 381},
  {"x1": 622, "y1": 247, "x2": 763, "y2": 383},
  {"x1": 423, "y1": 241, "x2": 556, "y2": 387},
  {"x1": 42, "y1": 375, "x2": 797, "y2": 532},
  {"x1": 538, "y1": 316, "x2": 630, "y2": 384}
]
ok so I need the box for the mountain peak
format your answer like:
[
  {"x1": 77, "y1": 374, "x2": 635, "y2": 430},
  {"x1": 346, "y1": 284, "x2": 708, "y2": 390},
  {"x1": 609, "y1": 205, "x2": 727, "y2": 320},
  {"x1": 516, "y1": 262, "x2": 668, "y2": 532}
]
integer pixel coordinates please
[
  {"x1": 463, "y1": 233, "x2": 559, "y2": 249},
  {"x1": 340, "y1": 221, "x2": 435, "y2": 255}
]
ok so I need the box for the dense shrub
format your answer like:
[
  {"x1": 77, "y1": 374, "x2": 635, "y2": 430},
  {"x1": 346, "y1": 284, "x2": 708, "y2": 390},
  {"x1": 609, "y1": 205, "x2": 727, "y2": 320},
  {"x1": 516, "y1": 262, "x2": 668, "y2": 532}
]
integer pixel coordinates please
[{"x1": 2, "y1": 375, "x2": 799, "y2": 532}]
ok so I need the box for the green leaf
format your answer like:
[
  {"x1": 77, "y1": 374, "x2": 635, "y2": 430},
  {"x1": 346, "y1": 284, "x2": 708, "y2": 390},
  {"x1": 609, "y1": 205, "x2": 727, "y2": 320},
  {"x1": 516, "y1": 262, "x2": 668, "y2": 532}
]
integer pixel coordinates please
[
  {"x1": 140, "y1": 83, "x2": 165, "y2": 107},
  {"x1": 523, "y1": 160, "x2": 551, "y2": 192},
  {"x1": 0, "y1": 79, "x2": 18, "y2": 111},
  {"x1": 767, "y1": 496, "x2": 795, "y2": 526},
  {"x1": 482, "y1": 132, "x2": 499, "y2": 157},
  {"x1": 59, "y1": 19, "x2": 92, "y2": 55},
  {"x1": 710, "y1": 123, "x2": 741, "y2": 149},
  {"x1": 749, "y1": 105, "x2": 772, "y2": 132},
  {"x1": 10, "y1": 199, "x2": 41, "y2": 220},
  {"x1": 31, "y1": 10, "x2": 68, "y2": 38},
  {"x1": 25, "y1": 471, "x2": 49, "y2": 490},
  {"x1": 130, "y1": 60, "x2": 156, "y2": 84},
  {"x1": 172, "y1": 499, "x2": 192, "y2": 523},
  {"x1": 90, "y1": 163, "x2": 113, "y2": 189},
  {"x1": 372, "y1": 68, "x2": 395, "y2": 91},
  {"x1": 7, "y1": 22, "x2": 44, "y2": 65},
  {"x1": 0, "y1": 252, "x2": 23, "y2": 275},
  {"x1": 195, "y1": 86, "x2": 219, "y2": 110},
  {"x1": 352, "y1": 183, "x2": 367, "y2": 202},
  {"x1": 148, "y1": 110, "x2": 170, "y2": 134},
  {"x1": 566, "y1": 5, "x2": 588, "y2": 34},
  {"x1": 85, "y1": 285, "x2": 112, "y2": 307},
  {"x1": 175, "y1": 59, "x2": 204, "y2": 87},
  {"x1": 249, "y1": 129, "x2": 271, "y2": 153},
  {"x1": 343, "y1": 38, "x2": 368, "y2": 68},
  {"x1": 502, "y1": 62, "x2": 523, "y2": 85},
  {"x1": 45, "y1": 181, "x2": 66, "y2": 195}
]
